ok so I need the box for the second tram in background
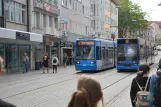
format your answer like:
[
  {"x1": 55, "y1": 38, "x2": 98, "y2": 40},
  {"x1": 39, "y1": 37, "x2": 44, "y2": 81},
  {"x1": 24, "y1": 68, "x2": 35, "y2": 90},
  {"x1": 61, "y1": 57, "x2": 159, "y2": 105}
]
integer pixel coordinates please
[
  {"x1": 75, "y1": 38, "x2": 116, "y2": 72},
  {"x1": 116, "y1": 38, "x2": 155, "y2": 71}
]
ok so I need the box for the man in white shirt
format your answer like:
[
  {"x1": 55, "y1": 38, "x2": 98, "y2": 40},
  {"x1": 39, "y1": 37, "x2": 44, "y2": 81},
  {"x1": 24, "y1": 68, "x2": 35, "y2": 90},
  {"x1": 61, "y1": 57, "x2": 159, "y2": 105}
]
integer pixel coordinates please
[{"x1": 52, "y1": 54, "x2": 59, "y2": 73}]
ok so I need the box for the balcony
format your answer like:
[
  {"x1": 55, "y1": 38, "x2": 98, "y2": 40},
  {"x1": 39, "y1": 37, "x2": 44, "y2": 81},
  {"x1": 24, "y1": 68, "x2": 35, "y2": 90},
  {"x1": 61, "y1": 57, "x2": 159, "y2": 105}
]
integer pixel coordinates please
[
  {"x1": 0, "y1": 16, "x2": 6, "y2": 28},
  {"x1": 43, "y1": 27, "x2": 59, "y2": 37},
  {"x1": 34, "y1": 0, "x2": 60, "y2": 15}
]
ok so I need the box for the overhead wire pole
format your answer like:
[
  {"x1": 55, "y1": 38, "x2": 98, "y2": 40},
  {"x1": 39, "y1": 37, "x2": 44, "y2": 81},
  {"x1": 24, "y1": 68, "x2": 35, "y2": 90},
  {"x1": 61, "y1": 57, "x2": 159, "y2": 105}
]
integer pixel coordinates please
[{"x1": 110, "y1": 0, "x2": 120, "y2": 67}]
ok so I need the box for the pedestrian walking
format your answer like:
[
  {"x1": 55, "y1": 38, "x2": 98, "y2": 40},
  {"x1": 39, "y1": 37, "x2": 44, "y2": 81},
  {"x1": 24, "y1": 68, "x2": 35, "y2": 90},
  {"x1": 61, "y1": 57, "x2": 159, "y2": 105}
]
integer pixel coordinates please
[
  {"x1": 22, "y1": 53, "x2": 29, "y2": 73},
  {"x1": 63, "y1": 53, "x2": 68, "y2": 67},
  {"x1": 52, "y1": 54, "x2": 59, "y2": 73},
  {"x1": 68, "y1": 75, "x2": 104, "y2": 107},
  {"x1": 43, "y1": 53, "x2": 50, "y2": 73},
  {"x1": 149, "y1": 59, "x2": 161, "y2": 107},
  {"x1": 130, "y1": 64, "x2": 151, "y2": 107},
  {"x1": 0, "y1": 56, "x2": 5, "y2": 76}
]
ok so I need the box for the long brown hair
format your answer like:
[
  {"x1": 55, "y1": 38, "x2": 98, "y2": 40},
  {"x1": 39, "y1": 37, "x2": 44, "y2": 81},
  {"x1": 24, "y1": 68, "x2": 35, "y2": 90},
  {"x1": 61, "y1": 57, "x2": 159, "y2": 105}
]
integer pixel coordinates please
[
  {"x1": 77, "y1": 75, "x2": 104, "y2": 107},
  {"x1": 68, "y1": 75, "x2": 104, "y2": 107},
  {"x1": 68, "y1": 88, "x2": 91, "y2": 107}
]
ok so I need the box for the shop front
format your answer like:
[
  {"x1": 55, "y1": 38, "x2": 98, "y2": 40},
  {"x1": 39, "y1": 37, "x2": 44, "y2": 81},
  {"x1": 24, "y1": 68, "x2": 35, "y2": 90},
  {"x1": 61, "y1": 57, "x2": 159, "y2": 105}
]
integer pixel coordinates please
[
  {"x1": 43, "y1": 35, "x2": 60, "y2": 64},
  {"x1": 60, "y1": 31, "x2": 84, "y2": 65},
  {"x1": 0, "y1": 28, "x2": 43, "y2": 72}
]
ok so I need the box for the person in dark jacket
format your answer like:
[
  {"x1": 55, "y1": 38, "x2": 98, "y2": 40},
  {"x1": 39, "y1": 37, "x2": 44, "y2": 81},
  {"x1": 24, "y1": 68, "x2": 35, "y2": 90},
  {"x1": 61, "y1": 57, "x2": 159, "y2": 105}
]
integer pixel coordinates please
[
  {"x1": 0, "y1": 99, "x2": 16, "y2": 107},
  {"x1": 130, "y1": 64, "x2": 151, "y2": 107}
]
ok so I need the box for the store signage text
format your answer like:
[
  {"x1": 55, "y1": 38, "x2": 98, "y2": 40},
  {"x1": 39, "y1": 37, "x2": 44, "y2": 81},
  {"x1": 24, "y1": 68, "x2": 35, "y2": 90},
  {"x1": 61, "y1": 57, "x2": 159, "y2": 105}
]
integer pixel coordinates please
[{"x1": 16, "y1": 32, "x2": 30, "y2": 41}]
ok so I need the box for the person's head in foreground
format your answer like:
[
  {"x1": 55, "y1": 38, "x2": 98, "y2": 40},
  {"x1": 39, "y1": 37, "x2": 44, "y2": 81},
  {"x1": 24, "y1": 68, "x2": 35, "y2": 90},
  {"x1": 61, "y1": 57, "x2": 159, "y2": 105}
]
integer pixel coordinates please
[{"x1": 68, "y1": 75, "x2": 104, "y2": 107}]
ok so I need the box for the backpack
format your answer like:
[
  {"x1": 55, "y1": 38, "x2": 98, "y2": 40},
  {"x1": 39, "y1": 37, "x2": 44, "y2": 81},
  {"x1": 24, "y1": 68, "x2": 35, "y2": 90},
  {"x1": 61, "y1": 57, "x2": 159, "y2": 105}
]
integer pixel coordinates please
[
  {"x1": 154, "y1": 75, "x2": 161, "y2": 106},
  {"x1": 53, "y1": 58, "x2": 57, "y2": 63},
  {"x1": 135, "y1": 77, "x2": 150, "y2": 107}
]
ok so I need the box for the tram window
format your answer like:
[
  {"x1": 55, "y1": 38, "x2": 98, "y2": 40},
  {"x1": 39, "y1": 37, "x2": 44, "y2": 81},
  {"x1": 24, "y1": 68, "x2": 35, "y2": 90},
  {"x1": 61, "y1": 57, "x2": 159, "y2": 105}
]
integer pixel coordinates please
[
  {"x1": 96, "y1": 46, "x2": 101, "y2": 60},
  {"x1": 106, "y1": 49, "x2": 108, "y2": 58},
  {"x1": 102, "y1": 47, "x2": 106, "y2": 59}
]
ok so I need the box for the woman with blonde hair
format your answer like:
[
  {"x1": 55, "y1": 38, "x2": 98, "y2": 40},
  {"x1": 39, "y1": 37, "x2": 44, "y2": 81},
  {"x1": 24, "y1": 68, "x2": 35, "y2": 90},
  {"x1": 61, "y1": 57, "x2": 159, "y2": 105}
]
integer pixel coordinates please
[{"x1": 68, "y1": 75, "x2": 104, "y2": 107}]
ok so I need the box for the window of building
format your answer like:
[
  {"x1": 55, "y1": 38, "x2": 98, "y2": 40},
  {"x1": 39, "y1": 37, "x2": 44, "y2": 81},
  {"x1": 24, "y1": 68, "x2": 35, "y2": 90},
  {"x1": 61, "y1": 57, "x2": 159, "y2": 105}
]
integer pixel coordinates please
[
  {"x1": 75, "y1": 2, "x2": 77, "y2": 11},
  {"x1": 4, "y1": 0, "x2": 25, "y2": 24},
  {"x1": 10, "y1": 1, "x2": 15, "y2": 21},
  {"x1": 62, "y1": 0, "x2": 64, "y2": 5},
  {"x1": 65, "y1": 0, "x2": 67, "y2": 6},
  {"x1": 82, "y1": 6, "x2": 84, "y2": 15},
  {"x1": 54, "y1": 18, "x2": 58, "y2": 29},
  {"x1": 48, "y1": 0, "x2": 53, "y2": 5},
  {"x1": 35, "y1": 12, "x2": 40, "y2": 28},
  {"x1": 4, "y1": 1, "x2": 9, "y2": 20},
  {"x1": 0, "y1": 0, "x2": 2, "y2": 16},
  {"x1": 49, "y1": 16, "x2": 52, "y2": 27},
  {"x1": 85, "y1": 26, "x2": 87, "y2": 34},
  {"x1": 68, "y1": 0, "x2": 72, "y2": 9},
  {"x1": 72, "y1": 0, "x2": 74, "y2": 10},
  {"x1": 43, "y1": 14, "x2": 46, "y2": 28}
]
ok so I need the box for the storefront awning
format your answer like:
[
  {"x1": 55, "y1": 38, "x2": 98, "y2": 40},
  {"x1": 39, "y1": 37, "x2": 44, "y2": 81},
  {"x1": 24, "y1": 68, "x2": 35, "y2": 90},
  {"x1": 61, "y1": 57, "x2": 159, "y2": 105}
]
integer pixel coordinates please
[{"x1": 0, "y1": 28, "x2": 43, "y2": 43}]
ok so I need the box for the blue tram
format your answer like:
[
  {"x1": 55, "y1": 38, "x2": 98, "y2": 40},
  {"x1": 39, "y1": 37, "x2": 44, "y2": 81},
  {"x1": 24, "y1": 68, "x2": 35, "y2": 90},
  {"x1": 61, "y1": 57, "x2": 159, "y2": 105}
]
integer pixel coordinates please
[
  {"x1": 116, "y1": 38, "x2": 155, "y2": 71},
  {"x1": 75, "y1": 38, "x2": 116, "y2": 71}
]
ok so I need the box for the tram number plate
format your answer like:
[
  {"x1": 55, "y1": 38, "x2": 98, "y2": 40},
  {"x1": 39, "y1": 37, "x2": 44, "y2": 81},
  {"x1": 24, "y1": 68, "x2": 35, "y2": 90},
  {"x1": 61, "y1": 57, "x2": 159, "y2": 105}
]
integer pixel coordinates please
[{"x1": 83, "y1": 64, "x2": 86, "y2": 66}]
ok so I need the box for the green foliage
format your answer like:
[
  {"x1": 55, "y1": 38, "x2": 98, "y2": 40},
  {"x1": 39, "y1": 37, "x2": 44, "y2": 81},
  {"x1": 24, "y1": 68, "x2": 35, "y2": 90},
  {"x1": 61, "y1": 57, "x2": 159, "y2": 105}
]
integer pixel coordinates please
[{"x1": 118, "y1": 0, "x2": 148, "y2": 38}]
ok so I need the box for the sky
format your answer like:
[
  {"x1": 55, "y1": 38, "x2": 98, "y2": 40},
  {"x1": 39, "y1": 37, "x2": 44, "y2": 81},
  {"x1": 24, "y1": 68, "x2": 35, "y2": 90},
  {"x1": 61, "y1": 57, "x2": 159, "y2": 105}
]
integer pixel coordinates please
[{"x1": 132, "y1": 0, "x2": 161, "y2": 21}]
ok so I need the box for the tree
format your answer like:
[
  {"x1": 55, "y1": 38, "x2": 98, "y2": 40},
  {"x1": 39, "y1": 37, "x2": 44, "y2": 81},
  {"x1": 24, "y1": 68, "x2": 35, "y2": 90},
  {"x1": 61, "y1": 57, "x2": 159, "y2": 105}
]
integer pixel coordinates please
[{"x1": 118, "y1": 0, "x2": 148, "y2": 38}]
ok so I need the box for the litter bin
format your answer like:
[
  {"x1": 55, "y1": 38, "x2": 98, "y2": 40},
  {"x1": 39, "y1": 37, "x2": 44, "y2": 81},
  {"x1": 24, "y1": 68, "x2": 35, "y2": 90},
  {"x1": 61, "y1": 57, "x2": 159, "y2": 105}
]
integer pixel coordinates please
[{"x1": 35, "y1": 60, "x2": 40, "y2": 70}]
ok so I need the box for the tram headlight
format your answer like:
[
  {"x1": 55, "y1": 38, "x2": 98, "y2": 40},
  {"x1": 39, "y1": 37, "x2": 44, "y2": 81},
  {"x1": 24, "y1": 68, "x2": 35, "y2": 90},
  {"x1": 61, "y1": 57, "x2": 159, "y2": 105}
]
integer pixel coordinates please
[
  {"x1": 133, "y1": 61, "x2": 136, "y2": 64},
  {"x1": 118, "y1": 61, "x2": 121, "y2": 64},
  {"x1": 90, "y1": 61, "x2": 96, "y2": 64},
  {"x1": 75, "y1": 61, "x2": 80, "y2": 64}
]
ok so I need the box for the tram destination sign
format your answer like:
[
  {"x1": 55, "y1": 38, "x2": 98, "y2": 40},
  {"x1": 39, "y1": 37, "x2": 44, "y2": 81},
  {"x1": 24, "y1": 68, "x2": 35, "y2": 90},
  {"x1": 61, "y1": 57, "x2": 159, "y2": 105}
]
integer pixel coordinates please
[{"x1": 16, "y1": 32, "x2": 30, "y2": 41}]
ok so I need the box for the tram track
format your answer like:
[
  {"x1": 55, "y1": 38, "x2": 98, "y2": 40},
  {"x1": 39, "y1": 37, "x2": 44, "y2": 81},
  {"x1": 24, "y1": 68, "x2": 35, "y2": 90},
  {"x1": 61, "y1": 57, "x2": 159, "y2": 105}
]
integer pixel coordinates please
[
  {"x1": 104, "y1": 62, "x2": 158, "y2": 107},
  {"x1": 27, "y1": 62, "x2": 158, "y2": 107},
  {"x1": 25, "y1": 72, "x2": 131, "y2": 107},
  {"x1": 0, "y1": 70, "x2": 76, "y2": 87},
  {"x1": 1, "y1": 68, "x2": 117, "y2": 100},
  {"x1": 2, "y1": 61, "x2": 158, "y2": 107}
]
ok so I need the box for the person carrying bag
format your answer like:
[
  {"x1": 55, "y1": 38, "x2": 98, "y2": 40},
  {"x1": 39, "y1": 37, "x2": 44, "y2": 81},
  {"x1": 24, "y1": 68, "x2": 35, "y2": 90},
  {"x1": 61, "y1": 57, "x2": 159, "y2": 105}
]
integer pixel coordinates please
[{"x1": 135, "y1": 77, "x2": 150, "y2": 107}]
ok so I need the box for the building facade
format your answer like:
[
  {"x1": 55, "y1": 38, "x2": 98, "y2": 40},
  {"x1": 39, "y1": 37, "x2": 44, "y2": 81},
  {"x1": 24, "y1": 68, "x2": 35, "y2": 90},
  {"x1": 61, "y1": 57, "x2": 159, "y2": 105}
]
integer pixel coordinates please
[
  {"x1": 59, "y1": 0, "x2": 92, "y2": 64},
  {"x1": 91, "y1": 0, "x2": 106, "y2": 39},
  {"x1": 30, "y1": 0, "x2": 60, "y2": 62},
  {"x1": 91, "y1": 0, "x2": 118, "y2": 39},
  {"x1": 0, "y1": 0, "x2": 43, "y2": 72},
  {"x1": 110, "y1": 0, "x2": 118, "y2": 39}
]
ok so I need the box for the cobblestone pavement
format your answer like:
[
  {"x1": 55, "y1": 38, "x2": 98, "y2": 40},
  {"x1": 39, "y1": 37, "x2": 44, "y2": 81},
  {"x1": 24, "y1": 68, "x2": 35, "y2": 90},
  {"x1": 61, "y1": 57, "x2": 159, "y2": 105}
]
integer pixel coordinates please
[{"x1": 0, "y1": 54, "x2": 160, "y2": 107}]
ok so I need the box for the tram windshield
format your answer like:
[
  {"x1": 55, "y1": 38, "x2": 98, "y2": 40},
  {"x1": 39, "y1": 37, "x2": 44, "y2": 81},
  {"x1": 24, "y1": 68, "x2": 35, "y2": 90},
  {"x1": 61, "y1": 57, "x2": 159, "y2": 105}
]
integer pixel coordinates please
[
  {"x1": 118, "y1": 44, "x2": 138, "y2": 61},
  {"x1": 76, "y1": 41, "x2": 94, "y2": 60}
]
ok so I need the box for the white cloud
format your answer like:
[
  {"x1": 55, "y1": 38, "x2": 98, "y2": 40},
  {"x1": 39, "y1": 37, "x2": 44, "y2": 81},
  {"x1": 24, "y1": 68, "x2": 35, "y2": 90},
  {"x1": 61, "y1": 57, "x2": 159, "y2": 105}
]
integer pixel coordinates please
[{"x1": 132, "y1": 0, "x2": 161, "y2": 21}]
